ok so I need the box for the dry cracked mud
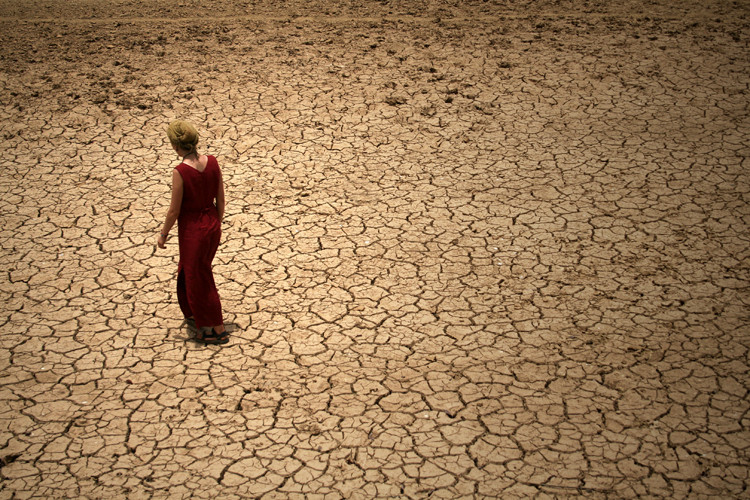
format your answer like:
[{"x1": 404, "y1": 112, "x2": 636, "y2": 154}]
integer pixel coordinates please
[{"x1": 1, "y1": 0, "x2": 749, "y2": 498}]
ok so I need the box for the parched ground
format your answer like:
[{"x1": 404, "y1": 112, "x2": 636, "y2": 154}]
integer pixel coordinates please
[{"x1": 0, "y1": 0, "x2": 748, "y2": 498}]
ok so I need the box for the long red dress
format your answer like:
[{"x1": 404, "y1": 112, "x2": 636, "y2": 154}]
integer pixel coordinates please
[{"x1": 175, "y1": 156, "x2": 223, "y2": 329}]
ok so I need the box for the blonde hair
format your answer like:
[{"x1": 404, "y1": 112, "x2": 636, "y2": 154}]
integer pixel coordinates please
[{"x1": 166, "y1": 120, "x2": 199, "y2": 153}]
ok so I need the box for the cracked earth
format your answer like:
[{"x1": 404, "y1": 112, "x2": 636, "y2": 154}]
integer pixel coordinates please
[{"x1": 1, "y1": 0, "x2": 749, "y2": 498}]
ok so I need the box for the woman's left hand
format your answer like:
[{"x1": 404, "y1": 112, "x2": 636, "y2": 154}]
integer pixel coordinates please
[{"x1": 157, "y1": 234, "x2": 167, "y2": 249}]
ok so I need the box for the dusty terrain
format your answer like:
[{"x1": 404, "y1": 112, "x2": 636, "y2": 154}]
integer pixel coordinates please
[{"x1": 1, "y1": 0, "x2": 749, "y2": 498}]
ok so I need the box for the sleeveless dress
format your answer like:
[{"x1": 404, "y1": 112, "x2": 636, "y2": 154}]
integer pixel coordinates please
[{"x1": 175, "y1": 156, "x2": 223, "y2": 329}]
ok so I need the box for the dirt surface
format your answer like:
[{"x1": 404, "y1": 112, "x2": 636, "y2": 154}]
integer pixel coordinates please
[{"x1": 1, "y1": 0, "x2": 749, "y2": 498}]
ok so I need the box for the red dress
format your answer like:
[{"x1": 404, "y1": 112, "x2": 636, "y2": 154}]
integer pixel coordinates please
[{"x1": 175, "y1": 156, "x2": 223, "y2": 329}]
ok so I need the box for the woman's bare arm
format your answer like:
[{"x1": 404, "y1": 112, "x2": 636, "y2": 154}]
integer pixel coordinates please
[
  {"x1": 216, "y1": 168, "x2": 225, "y2": 221},
  {"x1": 157, "y1": 169, "x2": 183, "y2": 248}
]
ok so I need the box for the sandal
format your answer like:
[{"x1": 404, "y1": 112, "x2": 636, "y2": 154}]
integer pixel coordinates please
[{"x1": 196, "y1": 328, "x2": 229, "y2": 345}]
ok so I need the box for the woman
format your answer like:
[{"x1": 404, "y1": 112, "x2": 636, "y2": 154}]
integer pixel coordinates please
[{"x1": 157, "y1": 120, "x2": 227, "y2": 344}]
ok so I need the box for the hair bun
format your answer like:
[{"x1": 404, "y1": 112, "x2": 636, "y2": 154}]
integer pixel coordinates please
[{"x1": 166, "y1": 120, "x2": 199, "y2": 152}]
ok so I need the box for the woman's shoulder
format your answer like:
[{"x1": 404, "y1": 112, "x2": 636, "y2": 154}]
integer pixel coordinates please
[{"x1": 207, "y1": 155, "x2": 220, "y2": 170}]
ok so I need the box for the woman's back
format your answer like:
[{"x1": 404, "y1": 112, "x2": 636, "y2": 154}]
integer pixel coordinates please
[{"x1": 176, "y1": 155, "x2": 221, "y2": 215}]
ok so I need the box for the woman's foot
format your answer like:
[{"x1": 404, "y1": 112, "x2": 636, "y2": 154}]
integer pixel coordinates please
[
  {"x1": 196, "y1": 328, "x2": 229, "y2": 345},
  {"x1": 185, "y1": 317, "x2": 196, "y2": 329}
]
